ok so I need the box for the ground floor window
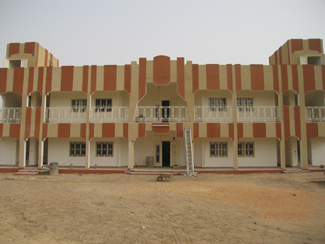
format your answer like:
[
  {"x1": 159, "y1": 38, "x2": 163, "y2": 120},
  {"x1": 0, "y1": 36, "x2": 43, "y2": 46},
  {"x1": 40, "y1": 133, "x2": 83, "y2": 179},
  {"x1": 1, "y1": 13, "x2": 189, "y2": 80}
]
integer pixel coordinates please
[
  {"x1": 70, "y1": 142, "x2": 86, "y2": 157},
  {"x1": 238, "y1": 142, "x2": 254, "y2": 157},
  {"x1": 96, "y1": 142, "x2": 113, "y2": 157},
  {"x1": 210, "y1": 142, "x2": 228, "y2": 157}
]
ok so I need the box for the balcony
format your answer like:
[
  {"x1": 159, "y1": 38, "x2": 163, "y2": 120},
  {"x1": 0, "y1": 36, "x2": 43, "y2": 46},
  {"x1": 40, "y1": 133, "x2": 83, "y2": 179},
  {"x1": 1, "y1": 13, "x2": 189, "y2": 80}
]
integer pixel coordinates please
[
  {"x1": 237, "y1": 106, "x2": 279, "y2": 122},
  {"x1": 194, "y1": 106, "x2": 233, "y2": 122},
  {"x1": 134, "y1": 106, "x2": 189, "y2": 123},
  {"x1": 90, "y1": 106, "x2": 129, "y2": 123},
  {"x1": 45, "y1": 107, "x2": 87, "y2": 123},
  {"x1": 306, "y1": 106, "x2": 325, "y2": 122},
  {"x1": 0, "y1": 108, "x2": 21, "y2": 123}
]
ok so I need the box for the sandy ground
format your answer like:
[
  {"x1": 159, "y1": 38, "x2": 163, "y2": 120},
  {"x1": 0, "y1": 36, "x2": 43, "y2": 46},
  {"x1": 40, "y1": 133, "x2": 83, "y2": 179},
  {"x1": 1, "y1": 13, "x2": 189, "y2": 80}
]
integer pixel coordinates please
[{"x1": 0, "y1": 172, "x2": 324, "y2": 244}]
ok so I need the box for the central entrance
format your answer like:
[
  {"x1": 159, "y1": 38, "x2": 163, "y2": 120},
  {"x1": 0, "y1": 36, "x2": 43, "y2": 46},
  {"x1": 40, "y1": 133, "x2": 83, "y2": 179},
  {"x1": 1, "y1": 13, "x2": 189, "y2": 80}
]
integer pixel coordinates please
[{"x1": 162, "y1": 141, "x2": 170, "y2": 167}]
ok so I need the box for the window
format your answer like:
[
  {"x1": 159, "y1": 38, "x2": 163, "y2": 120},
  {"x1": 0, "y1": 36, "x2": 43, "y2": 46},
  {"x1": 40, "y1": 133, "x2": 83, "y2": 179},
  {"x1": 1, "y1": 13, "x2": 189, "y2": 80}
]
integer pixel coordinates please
[
  {"x1": 209, "y1": 98, "x2": 227, "y2": 111},
  {"x1": 210, "y1": 142, "x2": 228, "y2": 157},
  {"x1": 237, "y1": 98, "x2": 253, "y2": 112},
  {"x1": 96, "y1": 142, "x2": 113, "y2": 157},
  {"x1": 70, "y1": 142, "x2": 86, "y2": 157},
  {"x1": 238, "y1": 142, "x2": 254, "y2": 157},
  {"x1": 95, "y1": 99, "x2": 112, "y2": 112},
  {"x1": 72, "y1": 99, "x2": 87, "y2": 112}
]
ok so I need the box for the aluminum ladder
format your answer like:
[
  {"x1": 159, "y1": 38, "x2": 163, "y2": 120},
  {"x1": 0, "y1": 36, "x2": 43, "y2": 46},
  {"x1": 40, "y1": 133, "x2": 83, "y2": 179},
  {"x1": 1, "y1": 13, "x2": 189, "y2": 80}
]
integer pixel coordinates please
[{"x1": 184, "y1": 128, "x2": 195, "y2": 176}]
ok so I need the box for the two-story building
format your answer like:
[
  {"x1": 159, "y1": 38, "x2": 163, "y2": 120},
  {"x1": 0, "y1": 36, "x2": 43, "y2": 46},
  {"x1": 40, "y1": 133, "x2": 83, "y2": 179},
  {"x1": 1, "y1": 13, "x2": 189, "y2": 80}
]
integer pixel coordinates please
[{"x1": 0, "y1": 39, "x2": 324, "y2": 171}]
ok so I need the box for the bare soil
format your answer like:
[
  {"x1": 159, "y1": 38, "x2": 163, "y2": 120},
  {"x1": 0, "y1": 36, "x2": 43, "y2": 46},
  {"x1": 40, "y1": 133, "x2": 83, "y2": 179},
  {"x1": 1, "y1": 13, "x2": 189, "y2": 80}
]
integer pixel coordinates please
[{"x1": 0, "y1": 172, "x2": 324, "y2": 244}]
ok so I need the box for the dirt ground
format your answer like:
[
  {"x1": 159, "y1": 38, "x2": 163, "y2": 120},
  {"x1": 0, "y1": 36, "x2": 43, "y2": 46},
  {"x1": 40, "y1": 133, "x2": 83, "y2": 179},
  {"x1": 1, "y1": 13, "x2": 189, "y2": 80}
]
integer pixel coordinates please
[{"x1": 0, "y1": 171, "x2": 324, "y2": 244}]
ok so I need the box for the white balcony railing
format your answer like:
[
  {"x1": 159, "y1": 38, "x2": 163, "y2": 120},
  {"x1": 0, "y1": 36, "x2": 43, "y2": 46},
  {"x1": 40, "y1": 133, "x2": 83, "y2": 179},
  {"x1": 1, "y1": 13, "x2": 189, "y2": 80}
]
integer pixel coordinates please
[
  {"x1": 194, "y1": 106, "x2": 233, "y2": 122},
  {"x1": 0, "y1": 107, "x2": 21, "y2": 123},
  {"x1": 237, "y1": 106, "x2": 279, "y2": 122},
  {"x1": 134, "y1": 106, "x2": 189, "y2": 122},
  {"x1": 90, "y1": 106, "x2": 129, "y2": 123},
  {"x1": 45, "y1": 107, "x2": 87, "y2": 123},
  {"x1": 306, "y1": 106, "x2": 325, "y2": 122}
]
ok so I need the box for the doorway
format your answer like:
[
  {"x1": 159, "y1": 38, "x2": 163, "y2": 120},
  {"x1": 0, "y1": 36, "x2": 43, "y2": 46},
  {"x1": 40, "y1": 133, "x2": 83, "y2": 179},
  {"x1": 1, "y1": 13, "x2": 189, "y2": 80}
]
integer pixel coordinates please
[
  {"x1": 162, "y1": 100, "x2": 169, "y2": 122},
  {"x1": 162, "y1": 141, "x2": 170, "y2": 167}
]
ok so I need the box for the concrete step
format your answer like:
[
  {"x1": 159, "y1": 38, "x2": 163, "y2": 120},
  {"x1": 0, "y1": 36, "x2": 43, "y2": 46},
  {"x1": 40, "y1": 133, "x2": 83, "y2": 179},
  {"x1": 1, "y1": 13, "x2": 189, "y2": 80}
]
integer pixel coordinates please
[{"x1": 13, "y1": 169, "x2": 43, "y2": 176}]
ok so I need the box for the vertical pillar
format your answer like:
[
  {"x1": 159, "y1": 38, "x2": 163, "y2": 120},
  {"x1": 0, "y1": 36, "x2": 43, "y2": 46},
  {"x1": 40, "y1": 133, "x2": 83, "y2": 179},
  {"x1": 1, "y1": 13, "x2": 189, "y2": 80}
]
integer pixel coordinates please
[
  {"x1": 39, "y1": 140, "x2": 44, "y2": 168},
  {"x1": 128, "y1": 140, "x2": 135, "y2": 169},
  {"x1": 85, "y1": 66, "x2": 91, "y2": 169},
  {"x1": 232, "y1": 65, "x2": 238, "y2": 170}
]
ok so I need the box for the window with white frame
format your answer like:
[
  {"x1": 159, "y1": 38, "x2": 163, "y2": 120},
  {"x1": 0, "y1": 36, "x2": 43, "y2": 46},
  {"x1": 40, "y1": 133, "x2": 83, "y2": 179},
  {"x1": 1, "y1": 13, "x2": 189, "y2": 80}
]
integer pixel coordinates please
[
  {"x1": 70, "y1": 142, "x2": 86, "y2": 157},
  {"x1": 210, "y1": 142, "x2": 228, "y2": 157},
  {"x1": 238, "y1": 142, "x2": 254, "y2": 157},
  {"x1": 96, "y1": 142, "x2": 113, "y2": 157},
  {"x1": 237, "y1": 98, "x2": 253, "y2": 112},
  {"x1": 71, "y1": 99, "x2": 87, "y2": 112},
  {"x1": 95, "y1": 99, "x2": 112, "y2": 112},
  {"x1": 209, "y1": 98, "x2": 227, "y2": 111}
]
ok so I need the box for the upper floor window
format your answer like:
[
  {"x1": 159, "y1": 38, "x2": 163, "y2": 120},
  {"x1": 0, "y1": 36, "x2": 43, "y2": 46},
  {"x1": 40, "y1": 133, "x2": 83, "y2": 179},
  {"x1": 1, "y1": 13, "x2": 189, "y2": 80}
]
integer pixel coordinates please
[
  {"x1": 237, "y1": 98, "x2": 253, "y2": 112},
  {"x1": 238, "y1": 142, "x2": 254, "y2": 157},
  {"x1": 209, "y1": 98, "x2": 227, "y2": 111},
  {"x1": 95, "y1": 99, "x2": 112, "y2": 112},
  {"x1": 72, "y1": 99, "x2": 87, "y2": 112},
  {"x1": 210, "y1": 142, "x2": 228, "y2": 157},
  {"x1": 70, "y1": 142, "x2": 86, "y2": 157}
]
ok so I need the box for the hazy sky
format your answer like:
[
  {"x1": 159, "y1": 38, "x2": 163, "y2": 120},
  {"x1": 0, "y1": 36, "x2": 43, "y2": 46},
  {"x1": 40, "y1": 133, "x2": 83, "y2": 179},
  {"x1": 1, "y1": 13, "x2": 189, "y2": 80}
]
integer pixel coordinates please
[{"x1": 0, "y1": 0, "x2": 324, "y2": 66}]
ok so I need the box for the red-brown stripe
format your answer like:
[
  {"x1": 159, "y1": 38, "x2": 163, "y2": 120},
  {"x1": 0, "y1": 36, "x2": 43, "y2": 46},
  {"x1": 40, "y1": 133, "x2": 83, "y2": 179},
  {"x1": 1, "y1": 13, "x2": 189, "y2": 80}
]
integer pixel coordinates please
[
  {"x1": 308, "y1": 39, "x2": 322, "y2": 53},
  {"x1": 102, "y1": 123, "x2": 115, "y2": 137},
  {"x1": 138, "y1": 123, "x2": 146, "y2": 137},
  {"x1": 44, "y1": 49, "x2": 48, "y2": 67},
  {"x1": 303, "y1": 65, "x2": 315, "y2": 92},
  {"x1": 9, "y1": 43, "x2": 20, "y2": 57},
  {"x1": 61, "y1": 66, "x2": 74, "y2": 91},
  {"x1": 124, "y1": 65, "x2": 131, "y2": 93},
  {"x1": 91, "y1": 65, "x2": 97, "y2": 93},
  {"x1": 9, "y1": 124, "x2": 20, "y2": 140},
  {"x1": 89, "y1": 123, "x2": 94, "y2": 140},
  {"x1": 80, "y1": 123, "x2": 86, "y2": 140},
  {"x1": 281, "y1": 65, "x2": 288, "y2": 93},
  {"x1": 287, "y1": 41, "x2": 291, "y2": 65},
  {"x1": 227, "y1": 64, "x2": 233, "y2": 91},
  {"x1": 0, "y1": 68, "x2": 8, "y2": 93},
  {"x1": 207, "y1": 123, "x2": 220, "y2": 138},
  {"x1": 139, "y1": 58, "x2": 146, "y2": 100},
  {"x1": 28, "y1": 68, "x2": 34, "y2": 94},
  {"x1": 42, "y1": 123, "x2": 48, "y2": 140},
  {"x1": 292, "y1": 65, "x2": 299, "y2": 93},
  {"x1": 306, "y1": 123, "x2": 318, "y2": 140},
  {"x1": 45, "y1": 67, "x2": 52, "y2": 94},
  {"x1": 273, "y1": 65, "x2": 279, "y2": 93},
  {"x1": 253, "y1": 123, "x2": 266, "y2": 138},
  {"x1": 235, "y1": 65, "x2": 241, "y2": 92},
  {"x1": 192, "y1": 64, "x2": 199, "y2": 93},
  {"x1": 291, "y1": 39, "x2": 303, "y2": 53},
  {"x1": 294, "y1": 106, "x2": 301, "y2": 139},
  {"x1": 37, "y1": 67, "x2": 44, "y2": 93},
  {"x1": 13, "y1": 68, "x2": 24, "y2": 94},
  {"x1": 177, "y1": 58, "x2": 185, "y2": 98},
  {"x1": 35, "y1": 107, "x2": 41, "y2": 139},
  {"x1": 0, "y1": 124, "x2": 3, "y2": 137},
  {"x1": 237, "y1": 123, "x2": 243, "y2": 139},
  {"x1": 104, "y1": 65, "x2": 117, "y2": 91},
  {"x1": 25, "y1": 108, "x2": 32, "y2": 139},
  {"x1": 123, "y1": 123, "x2": 128, "y2": 140},
  {"x1": 176, "y1": 123, "x2": 183, "y2": 137},
  {"x1": 24, "y1": 42, "x2": 36, "y2": 56},
  {"x1": 82, "y1": 66, "x2": 88, "y2": 93},
  {"x1": 250, "y1": 65, "x2": 264, "y2": 90},
  {"x1": 153, "y1": 56, "x2": 170, "y2": 85},
  {"x1": 58, "y1": 124, "x2": 70, "y2": 138},
  {"x1": 152, "y1": 123, "x2": 169, "y2": 133},
  {"x1": 283, "y1": 106, "x2": 290, "y2": 140},
  {"x1": 206, "y1": 64, "x2": 219, "y2": 90},
  {"x1": 193, "y1": 123, "x2": 199, "y2": 141}
]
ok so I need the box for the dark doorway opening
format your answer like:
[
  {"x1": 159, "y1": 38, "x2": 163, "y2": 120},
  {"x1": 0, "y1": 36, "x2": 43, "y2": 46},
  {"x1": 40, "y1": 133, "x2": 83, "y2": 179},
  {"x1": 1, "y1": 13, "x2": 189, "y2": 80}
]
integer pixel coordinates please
[
  {"x1": 162, "y1": 100, "x2": 169, "y2": 122},
  {"x1": 162, "y1": 141, "x2": 170, "y2": 167}
]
